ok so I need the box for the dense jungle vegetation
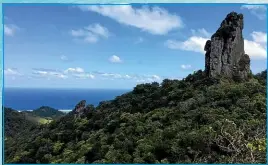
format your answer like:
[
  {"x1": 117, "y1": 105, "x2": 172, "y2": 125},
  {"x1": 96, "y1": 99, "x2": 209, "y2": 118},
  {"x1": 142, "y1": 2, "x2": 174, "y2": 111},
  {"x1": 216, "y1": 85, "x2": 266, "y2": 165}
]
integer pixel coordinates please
[{"x1": 4, "y1": 70, "x2": 267, "y2": 164}]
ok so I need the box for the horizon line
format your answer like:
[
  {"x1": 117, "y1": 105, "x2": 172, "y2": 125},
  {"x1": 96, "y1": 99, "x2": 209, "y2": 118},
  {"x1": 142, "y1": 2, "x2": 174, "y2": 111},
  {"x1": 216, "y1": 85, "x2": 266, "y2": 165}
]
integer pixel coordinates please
[{"x1": 4, "y1": 87, "x2": 133, "y2": 90}]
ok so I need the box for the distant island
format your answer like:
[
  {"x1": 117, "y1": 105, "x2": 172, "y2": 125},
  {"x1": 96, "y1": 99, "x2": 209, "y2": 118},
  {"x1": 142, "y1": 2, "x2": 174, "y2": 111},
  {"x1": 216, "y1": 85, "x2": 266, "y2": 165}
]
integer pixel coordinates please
[{"x1": 4, "y1": 11, "x2": 267, "y2": 164}]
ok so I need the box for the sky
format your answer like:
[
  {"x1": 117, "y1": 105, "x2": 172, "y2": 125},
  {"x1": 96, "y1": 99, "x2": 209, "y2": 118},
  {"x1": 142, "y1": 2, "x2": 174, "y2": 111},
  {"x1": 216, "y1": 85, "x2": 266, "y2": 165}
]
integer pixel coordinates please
[{"x1": 3, "y1": 4, "x2": 267, "y2": 89}]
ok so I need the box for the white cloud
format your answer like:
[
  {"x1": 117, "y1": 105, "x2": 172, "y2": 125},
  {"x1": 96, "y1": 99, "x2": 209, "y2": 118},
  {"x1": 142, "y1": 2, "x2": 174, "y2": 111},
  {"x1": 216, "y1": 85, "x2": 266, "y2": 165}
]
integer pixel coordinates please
[
  {"x1": 4, "y1": 68, "x2": 22, "y2": 76},
  {"x1": 4, "y1": 25, "x2": 13, "y2": 36},
  {"x1": 70, "y1": 29, "x2": 98, "y2": 43},
  {"x1": 70, "y1": 29, "x2": 86, "y2": 37},
  {"x1": 60, "y1": 55, "x2": 68, "y2": 61},
  {"x1": 244, "y1": 40, "x2": 266, "y2": 59},
  {"x1": 70, "y1": 23, "x2": 110, "y2": 43},
  {"x1": 63, "y1": 67, "x2": 95, "y2": 79},
  {"x1": 241, "y1": 5, "x2": 267, "y2": 20},
  {"x1": 109, "y1": 55, "x2": 122, "y2": 63},
  {"x1": 245, "y1": 31, "x2": 267, "y2": 59},
  {"x1": 58, "y1": 74, "x2": 68, "y2": 79},
  {"x1": 32, "y1": 69, "x2": 68, "y2": 79},
  {"x1": 84, "y1": 34, "x2": 99, "y2": 43},
  {"x1": 79, "y1": 5, "x2": 183, "y2": 35},
  {"x1": 4, "y1": 24, "x2": 19, "y2": 36},
  {"x1": 250, "y1": 31, "x2": 267, "y2": 44},
  {"x1": 73, "y1": 73, "x2": 95, "y2": 79},
  {"x1": 136, "y1": 79, "x2": 147, "y2": 83},
  {"x1": 191, "y1": 28, "x2": 211, "y2": 38},
  {"x1": 85, "y1": 23, "x2": 110, "y2": 38},
  {"x1": 181, "y1": 64, "x2": 192, "y2": 70},
  {"x1": 32, "y1": 67, "x2": 96, "y2": 80},
  {"x1": 152, "y1": 75, "x2": 161, "y2": 80},
  {"x1": 102, "y1": 73, "x2": 123, "y2": 79},
  {"x1": 94, "y1": 71, "x2": 162, "y2": 83},
  {"x1": 164, "y1": 76, "x2": 182, "y2": 80},
  {"x1": 136, "y1": 74, "x2": 162, "y2": 83},
  {"x1": 64, "y1": 67, "x2": 84, "y2": 74},
  {"x1": 125, "y1": 74, "x2": 131, "y2": 79},
  {"x1": 165, "y1": 36, "x2": 208, "y2": 53},
  {"x1": 166, "y1": 29, "x2": 267, "y2": 59},
  {"x1": 241, "y1": 5, "x2": 266, "y2": 10},
  {"x1": 6, "y1": 66, "x2": 165, "y2": 83},
  {"x1": 165, "y1": 29, "x2": 211, "y2": 53}
]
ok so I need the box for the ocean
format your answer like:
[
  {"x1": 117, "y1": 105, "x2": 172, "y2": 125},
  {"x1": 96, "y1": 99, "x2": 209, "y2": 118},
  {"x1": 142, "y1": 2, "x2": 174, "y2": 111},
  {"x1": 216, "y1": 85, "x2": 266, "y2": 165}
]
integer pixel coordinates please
[{"x1": 4, "y1": 88, "x2": 130, "y2": 111}]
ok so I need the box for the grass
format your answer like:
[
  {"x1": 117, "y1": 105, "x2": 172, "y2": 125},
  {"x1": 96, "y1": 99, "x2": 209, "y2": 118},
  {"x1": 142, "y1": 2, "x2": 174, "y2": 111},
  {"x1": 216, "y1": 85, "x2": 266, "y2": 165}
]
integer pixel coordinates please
[{"x1": 38, "y1": 117, "x2": 53, "y2": 124}]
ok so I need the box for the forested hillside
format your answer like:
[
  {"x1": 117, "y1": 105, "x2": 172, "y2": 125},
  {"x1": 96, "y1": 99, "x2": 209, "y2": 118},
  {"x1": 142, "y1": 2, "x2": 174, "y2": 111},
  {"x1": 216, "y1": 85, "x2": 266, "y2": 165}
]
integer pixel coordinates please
[
  {"x1": 4, "y1": 11, "x2": 267, "y2": 164},
  {"x1": 31, "y1": 106, "x2": 65, "y2": 119},
  {"x1": 4, "y1": 70, "x2": 267, "y2": 164}
]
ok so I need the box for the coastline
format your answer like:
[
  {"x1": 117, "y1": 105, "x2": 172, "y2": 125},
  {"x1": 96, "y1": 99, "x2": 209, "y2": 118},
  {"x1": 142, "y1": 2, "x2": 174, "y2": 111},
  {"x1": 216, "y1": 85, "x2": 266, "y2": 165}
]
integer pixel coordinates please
[
  {"x1": 4, "y1": 88, "x2": 130, "y2": 113},
  {"x1": 15, "y1": 109, "x2": 72, "y2": 113},
  {"x1": 58, "y1": 109, "x2": 72, "y2": 113}
]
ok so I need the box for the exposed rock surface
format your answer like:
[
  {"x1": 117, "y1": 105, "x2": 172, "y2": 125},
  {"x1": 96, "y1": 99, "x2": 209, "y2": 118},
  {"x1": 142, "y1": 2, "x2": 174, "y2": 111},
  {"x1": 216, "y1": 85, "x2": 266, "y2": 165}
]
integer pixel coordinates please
[
  {"x1": 73, "y1": 100, "x2": 86, "y2": 114},
  {"x1": 73, "y1": 100, "x2": 95, "y2": 117},
  {"x1": 204, "y1": 12, "x2": 251, "y2": 81}
]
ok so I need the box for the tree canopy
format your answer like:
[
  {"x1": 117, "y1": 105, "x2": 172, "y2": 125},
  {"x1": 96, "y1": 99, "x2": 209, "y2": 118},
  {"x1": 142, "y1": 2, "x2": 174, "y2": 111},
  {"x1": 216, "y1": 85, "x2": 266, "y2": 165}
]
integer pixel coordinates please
[{"x1": 4, "y1": 70, "x2": 267, "y2": 164}]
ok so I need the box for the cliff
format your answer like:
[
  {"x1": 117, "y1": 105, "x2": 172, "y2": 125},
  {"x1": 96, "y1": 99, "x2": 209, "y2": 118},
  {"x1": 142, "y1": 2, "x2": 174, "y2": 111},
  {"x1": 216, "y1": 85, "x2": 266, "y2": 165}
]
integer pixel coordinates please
[{"x1": 204, "y1": 12, "x2": 251, "y2": 81}]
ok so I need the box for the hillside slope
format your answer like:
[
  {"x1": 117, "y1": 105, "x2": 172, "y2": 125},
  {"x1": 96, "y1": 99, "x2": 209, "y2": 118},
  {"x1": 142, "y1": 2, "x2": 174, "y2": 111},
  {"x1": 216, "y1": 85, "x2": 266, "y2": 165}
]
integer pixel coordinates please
[
  {"x1": 4, "y1": 108, "x2": 37, "y2": 138},
  {"x1": 4, "y1": 70, "x2": 267, "y2": 164},
  {"x1": 31, "y1": 106, "x2": 66, "y2": 119}
]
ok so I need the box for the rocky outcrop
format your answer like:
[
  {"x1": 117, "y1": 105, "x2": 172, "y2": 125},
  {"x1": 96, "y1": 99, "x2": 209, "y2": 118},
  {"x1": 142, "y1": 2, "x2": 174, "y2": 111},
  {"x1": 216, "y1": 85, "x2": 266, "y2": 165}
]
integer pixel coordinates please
[
  {"x1": 73, "y1": 100, "x2": 86, "y2": 114},
  {"x1": 204, "y1": 12, "x2": 251, "y2": 81},
  {"x1": 73, "y1": 100, "x2": 95, "y2": 117}
]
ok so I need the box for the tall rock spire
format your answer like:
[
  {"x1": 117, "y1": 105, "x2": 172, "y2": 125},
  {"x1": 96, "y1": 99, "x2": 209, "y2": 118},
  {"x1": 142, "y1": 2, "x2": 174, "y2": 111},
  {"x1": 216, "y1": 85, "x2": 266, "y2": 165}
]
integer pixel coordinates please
[{"x1": 204, "y1": 12, "x2": 251, "y2": 80}]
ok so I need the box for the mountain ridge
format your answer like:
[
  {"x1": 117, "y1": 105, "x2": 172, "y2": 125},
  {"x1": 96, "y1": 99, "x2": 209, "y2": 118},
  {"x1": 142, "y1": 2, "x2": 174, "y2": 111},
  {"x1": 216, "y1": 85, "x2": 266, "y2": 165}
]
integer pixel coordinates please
[
  {"x1": 4, "y1": 68, "x2": 266, "y2": 163},
  {"x1": 4, "y1": 11, "x2": 267, "y2": 164}
]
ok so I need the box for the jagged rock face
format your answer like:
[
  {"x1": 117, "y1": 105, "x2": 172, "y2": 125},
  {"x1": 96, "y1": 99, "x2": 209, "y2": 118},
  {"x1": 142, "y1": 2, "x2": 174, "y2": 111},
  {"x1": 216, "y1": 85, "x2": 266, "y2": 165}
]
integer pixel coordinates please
[
  {"x1": 73, "y1": 100, "x2": 95, "y2": 117},
  {"x1": 204, "y1": 12, "x2": 251, "y2": 80},
  {"x1": 73, "y1": 100, "x2": 86, "y2": 114}
]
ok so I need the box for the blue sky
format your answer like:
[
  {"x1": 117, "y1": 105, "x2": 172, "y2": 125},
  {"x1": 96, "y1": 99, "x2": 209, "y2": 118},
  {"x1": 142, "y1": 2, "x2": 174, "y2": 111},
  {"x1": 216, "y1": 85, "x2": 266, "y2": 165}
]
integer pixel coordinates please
[{"x1": 3, "y1": 4, "x2": 267, "y2": 89}]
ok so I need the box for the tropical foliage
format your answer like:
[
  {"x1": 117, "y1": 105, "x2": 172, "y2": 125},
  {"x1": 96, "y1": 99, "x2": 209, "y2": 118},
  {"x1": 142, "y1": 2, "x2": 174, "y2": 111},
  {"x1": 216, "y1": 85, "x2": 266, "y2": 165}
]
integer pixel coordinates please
[{"x1": 4, "y1": 70, "x2": 267, "y2": 163}]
